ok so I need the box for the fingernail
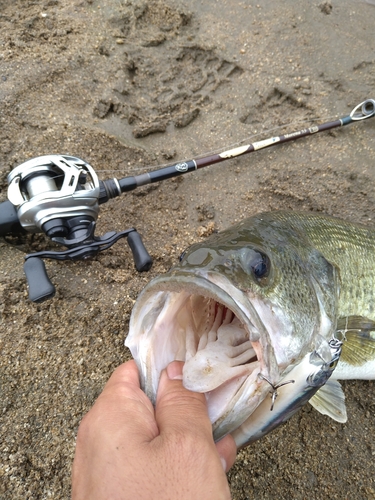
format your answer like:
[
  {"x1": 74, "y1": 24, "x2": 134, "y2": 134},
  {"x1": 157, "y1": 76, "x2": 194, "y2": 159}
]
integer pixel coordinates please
[
  {"x1": 220, "y1": 457, "x2": 227, "y2": 472},
  {"x1": 166, "y1": 361, "x2": 183, "y2": 380}
]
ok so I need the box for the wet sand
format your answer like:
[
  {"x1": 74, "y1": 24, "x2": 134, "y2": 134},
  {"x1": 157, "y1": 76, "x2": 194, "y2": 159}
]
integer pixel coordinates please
[{"x1": 1, "y1": 1, "x2": 375, "y2": 498}]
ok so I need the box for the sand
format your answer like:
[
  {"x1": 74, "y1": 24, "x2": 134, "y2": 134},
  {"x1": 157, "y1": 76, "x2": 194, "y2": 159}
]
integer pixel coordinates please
[{"x1": 1, "y1": 1, "x2": 375, "y2": 498}]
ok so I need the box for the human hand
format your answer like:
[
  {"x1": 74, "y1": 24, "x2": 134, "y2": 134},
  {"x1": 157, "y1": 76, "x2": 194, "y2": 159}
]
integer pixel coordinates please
[{"x1": 71, "y1": 360, "x2": 237, "y2": 500}]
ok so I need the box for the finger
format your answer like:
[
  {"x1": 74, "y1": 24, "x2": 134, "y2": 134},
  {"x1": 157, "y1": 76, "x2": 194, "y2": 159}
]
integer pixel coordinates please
[
  {"x1": 215, "y1": 434, "x2": 237, "y2": 472},
  {"x1": 155, "y1": 361, "x2": 213, "y2": 440},
  {"x1": 101, "y1": 360, "x2": 141, "y2": 397},
  {"x1": 89, "y1": 360, "x2": 158, "y2": 442},
  {"x1": 98, "y1": 360, "x2": 153, "y2": 411}
]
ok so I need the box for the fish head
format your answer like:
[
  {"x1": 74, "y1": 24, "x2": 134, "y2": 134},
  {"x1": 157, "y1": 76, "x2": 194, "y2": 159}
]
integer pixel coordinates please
[{"x1": 125, "y1": 213, "x2": 339, "y2": 441}]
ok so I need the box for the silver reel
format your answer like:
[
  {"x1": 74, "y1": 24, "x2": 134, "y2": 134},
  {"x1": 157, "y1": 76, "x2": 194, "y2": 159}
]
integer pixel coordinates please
[
  {"x1": 7, "y1": 155, "x2": 100, "y2": 237},
  {"x1": 1, "y1": 154, "x2": 152, "y2": 302}
]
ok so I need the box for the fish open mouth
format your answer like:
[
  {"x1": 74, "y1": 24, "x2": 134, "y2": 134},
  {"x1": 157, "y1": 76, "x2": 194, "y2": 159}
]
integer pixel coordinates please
[{"x1": 125, "y1": 272, "x2": 277, "y2": 439}]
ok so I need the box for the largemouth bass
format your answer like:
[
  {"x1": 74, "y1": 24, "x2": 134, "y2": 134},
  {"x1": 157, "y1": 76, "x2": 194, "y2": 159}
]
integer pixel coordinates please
[{"x1": 125, "y1": 211, "x2": 375, "y2": 447}]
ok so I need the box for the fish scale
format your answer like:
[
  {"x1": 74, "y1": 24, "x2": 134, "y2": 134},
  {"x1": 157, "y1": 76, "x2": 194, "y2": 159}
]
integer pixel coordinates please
[{"x1": 269, "y1": 211, "x2": 375, "y2": 321}]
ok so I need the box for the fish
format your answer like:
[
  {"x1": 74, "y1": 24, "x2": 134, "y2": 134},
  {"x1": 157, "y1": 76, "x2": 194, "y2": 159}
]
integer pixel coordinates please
[{"x1": 125, "y1": 211, "x2": 375, "y2": 448}]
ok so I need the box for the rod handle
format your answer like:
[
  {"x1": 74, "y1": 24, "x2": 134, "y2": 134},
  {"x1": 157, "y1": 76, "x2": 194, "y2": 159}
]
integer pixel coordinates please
[
  {"x1": 127, "y1": 231, "x2": 153, "y2": 272},
  {"x1": 0, "y1": 200, "x2": 23, "y2": 236},
  {"x1": 24, "y1": 257, "x2": 56, "y2": 302}
]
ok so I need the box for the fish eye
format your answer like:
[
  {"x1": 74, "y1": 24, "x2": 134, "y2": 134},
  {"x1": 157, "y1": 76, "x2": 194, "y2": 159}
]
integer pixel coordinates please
[
  {"x1": 240, "y1": 249, "x2": 271, "y2": 282},
  {"x1": 252, "y1": 254, "x2": 270, "y2": 279}
]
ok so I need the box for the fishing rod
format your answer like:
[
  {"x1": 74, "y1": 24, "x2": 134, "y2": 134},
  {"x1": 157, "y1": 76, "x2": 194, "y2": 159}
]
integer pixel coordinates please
[
  {"x1": 100, "y1": 98, "x2": 375, "y2": 193},
  {"x1": 0, "y1": 98, "x2": 374, "y2": 302}
]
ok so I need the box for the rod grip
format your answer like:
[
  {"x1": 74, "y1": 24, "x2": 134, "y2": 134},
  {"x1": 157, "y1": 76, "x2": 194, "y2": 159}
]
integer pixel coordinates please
[
  {"x1": 0, "y1": 200, "x2": 23, "y2": 236},
  {"x1": 24, "y1": 257, "x2": 56, "y2": 302},
  {"x1": 127, "y1": 231, "x2": 153, "y2": 272}
]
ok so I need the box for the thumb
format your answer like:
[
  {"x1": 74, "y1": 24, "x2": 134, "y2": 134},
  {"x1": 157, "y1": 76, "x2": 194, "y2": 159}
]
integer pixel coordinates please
[
  {"x1": 155, "y1": 361, "x2": 238, "y2": 472},
  {"x1": 155, "y1": 361, "x2": 214, "y2": 441}
]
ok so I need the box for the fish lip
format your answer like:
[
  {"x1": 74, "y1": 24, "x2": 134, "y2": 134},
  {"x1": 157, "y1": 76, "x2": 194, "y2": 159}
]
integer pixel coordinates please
[
  {"x1": 126, "y1": 269, "x2": 284, "y2": 440},
  {"x1": 131, "y1": 270, "x2": 265, "y2": 344},
  {"x1": 127, "y1": 269, "x2": 279, "y2": 396},
  {"x1": 136, "y1": 271, "x2": 252, "y2": 328}
]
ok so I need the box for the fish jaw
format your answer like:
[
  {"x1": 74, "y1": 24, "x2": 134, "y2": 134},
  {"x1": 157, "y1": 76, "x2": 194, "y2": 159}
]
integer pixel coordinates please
[{"x1": 125, "y1": 271, "x2": 282, "y2": 437}]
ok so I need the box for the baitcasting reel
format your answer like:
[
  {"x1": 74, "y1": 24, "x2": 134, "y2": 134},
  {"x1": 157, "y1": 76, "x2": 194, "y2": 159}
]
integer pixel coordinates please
[{"x1": 0, "y1": 155, "x2": 153, "y2": 302}]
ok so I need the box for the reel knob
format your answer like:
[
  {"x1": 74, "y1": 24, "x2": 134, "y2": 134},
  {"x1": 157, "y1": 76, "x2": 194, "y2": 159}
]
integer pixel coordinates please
[{"x1": 24, "y1": 257, "x2": 56, "y2": 303}]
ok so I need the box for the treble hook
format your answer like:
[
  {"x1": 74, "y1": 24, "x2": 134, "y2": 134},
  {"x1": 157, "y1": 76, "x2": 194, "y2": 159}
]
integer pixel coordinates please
[{"x1": 258, "y1": 374, "x2": 295, "y2": 411}]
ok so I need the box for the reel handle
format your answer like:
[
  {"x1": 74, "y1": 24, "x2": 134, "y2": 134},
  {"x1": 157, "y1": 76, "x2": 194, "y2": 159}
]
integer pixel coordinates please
[
  {"x1": 127, "y1": 231, "x2": 153, "y2": 272},
  {"x1": 0, "y1": 200, "x2": 23, "y2": 236},
  {"x1": 22, "y1": 229, "x2": 152, "y2": 302},
  {"x1": 24, "y1": 257, "x2": 56, "y2": 303}
]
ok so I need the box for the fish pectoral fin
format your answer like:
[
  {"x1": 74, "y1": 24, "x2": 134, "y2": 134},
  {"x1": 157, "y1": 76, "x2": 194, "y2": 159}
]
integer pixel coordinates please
[
  {"x1": 337, "y1": 316, "x2": 375, "y2": 366},
  {"x1": 308, "y1": 379, "x2": 347, "y2": 423}
]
